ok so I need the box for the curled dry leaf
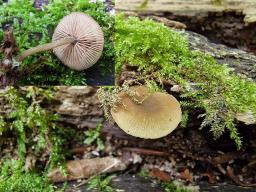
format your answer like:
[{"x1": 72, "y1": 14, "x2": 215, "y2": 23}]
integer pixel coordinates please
[
  {"x1": 150, "y1": 168, "x2": 171, "y2": 181},
  {"x1": 48, "y1": 157, "x2": 127, "y2": 183},
  {"x1": 201, "y1": 172, "x2": 216, "y2": 184},
  {"x1": 178, "y1": 169, "x2": 193, "y2": 182}
]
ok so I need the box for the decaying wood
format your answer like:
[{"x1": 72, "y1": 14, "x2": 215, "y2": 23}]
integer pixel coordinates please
[
  {"x1": 116, "y1": 16, "x2": 256, "y2": 125},
  {"x1": 186, "y1": 30, "x2": 256, "y2": 81},
  {"x1": 226, "y1": 166, "x2": 256, "y2": 187},
  {"x1": 63, "y1": 174, "x2": 256, "y2": 192},
  {"x1": 48, "y1": 157, "x2": 127, "y2": 183},
  {"x1": 116, "y1": 0, "x2": 256, "y2": 23},
  {"x1": 116, "y1": 0, "x2": 256, "y2": 53},
  {"x1": 52, "y1": 86, "x2": 104, "y2": 130}
]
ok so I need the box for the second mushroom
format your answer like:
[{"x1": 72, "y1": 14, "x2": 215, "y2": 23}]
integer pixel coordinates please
[
  {"x1": 16, "y1": 12, "x2": 104, "y2": 71},
  {"x1": 111, "y1": 86, "x2": 182, "y2": 139}
]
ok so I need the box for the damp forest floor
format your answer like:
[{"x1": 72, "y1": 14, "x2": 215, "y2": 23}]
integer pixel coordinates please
[
  {"x1": 56, "y1": 116, "x2": 256, "y2": 192},
  {"x1": 0, "y1": 86, "x2": 255, "y2": 192}
]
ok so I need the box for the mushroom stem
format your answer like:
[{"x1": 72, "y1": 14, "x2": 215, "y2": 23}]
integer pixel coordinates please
[{"x1": 16, "y1": 37, "x2": 76, "y2": 62}]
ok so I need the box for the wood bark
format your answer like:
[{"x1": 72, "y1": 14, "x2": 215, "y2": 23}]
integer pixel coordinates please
[
  {"x1": 1, "y1": 25, "x2": 256, "y2": 126},
  {"x1": 116, "y1": 0, "x2": 256, "y2": 53},
  {"x1": 61, "y1": 175, "x2": 256, "y2": 192},
  {"x1": 116, "y1": 0, "x2": 256, "y2": 23}
]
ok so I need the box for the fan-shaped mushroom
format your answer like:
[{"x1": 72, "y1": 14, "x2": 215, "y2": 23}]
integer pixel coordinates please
[
  {"x1": 16, "y1": 12, "x2": 104, "y2": 71},
  {"x1": 111, "y1": 86, "x2": 182, "y2": 139}
]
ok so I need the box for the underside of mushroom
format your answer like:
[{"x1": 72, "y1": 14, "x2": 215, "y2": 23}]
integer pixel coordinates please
[{"x1": 15, "y1": 12, "x2": 104, "y2": 71}]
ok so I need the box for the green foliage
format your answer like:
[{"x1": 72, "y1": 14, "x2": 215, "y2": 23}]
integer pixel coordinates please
[
  {"x1": 84, "y1": 123, "x2": 105, "y2": 151},
  {"x1": 0, "y1": 0, "x2": 114, "y2": 85},
  {"x1": 0, "y1": 87, "x2": 68, "y2": 169},
  {"x1": 115, "y1": 15, "x2": 256, "y2": 149},
  {"x1": 0, "y1": 160, "x2": 55, "y2": 192},
  {"x1": 87, "y1": 174, "x2": 114, "y2": 192},
  {"x1": 161, "y1": 181, "x2": 196, "y2": 192},
  {"x1": 137, "y1": 170, "x2": 149, "y2": 178}
]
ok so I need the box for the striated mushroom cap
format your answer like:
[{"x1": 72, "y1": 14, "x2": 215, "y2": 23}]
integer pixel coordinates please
[
  {"x1": 52, "y1": 12, "x2": 104, "y2": 71},
  {"x1": 111, "y1": 86, "x2": 182, "y2": 139}
]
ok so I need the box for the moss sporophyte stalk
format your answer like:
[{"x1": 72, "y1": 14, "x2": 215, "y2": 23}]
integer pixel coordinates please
[
  {"x1": 115, "y1": 14, "x2": 256, "y2": 149},
  {"x1": 0, "y1": 0, "x2": 114, "y2": 85}
]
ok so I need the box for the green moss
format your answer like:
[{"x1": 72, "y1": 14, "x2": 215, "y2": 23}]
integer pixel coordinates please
[
  {"x1": 87, "y1": 174, "x2": 114, "y2": 192},
  {"x1": 0, "y1": 87, "x2": 70, "y2": 169},
  {"x1": 161, "y1": 181, "x2": 197, "y2": 192},
  {"x1": 115, "y1": 15, "x2": 256, "y2": 149},
  {"x1": 84, "y1": 123, "x2": 105, "y2": 151},
  {"x1": 0, "y1": 160, "x2": 55, "y2": 192},
  {"x1": 0, "y1": 87, "x2": 73, "y2": 190},
  {"x1": 0, "y1": 0, "x2": 114, "y2": 85}
]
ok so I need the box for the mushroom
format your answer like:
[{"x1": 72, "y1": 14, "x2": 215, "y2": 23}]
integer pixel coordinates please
[
  {"x1": 111, "y1": 86, "x2": 182, "y2": 139},
  {"x1": 16, "y1": 12, "x2": 104, "y2": 71}
]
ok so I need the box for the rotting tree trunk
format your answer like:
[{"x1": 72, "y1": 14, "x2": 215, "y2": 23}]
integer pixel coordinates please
[
  {"x1": 63, "y1": 175, "x2": 256, "y2": 192},
  {"x1": 51, "y1": 86, "x2": 104, "y2": 130},
  {"x1": 116, "y1": 0, "x2": 256, "y2": 53},
  {"x1": 1, "y1": 26, "x2": 256, "y2": 125}
]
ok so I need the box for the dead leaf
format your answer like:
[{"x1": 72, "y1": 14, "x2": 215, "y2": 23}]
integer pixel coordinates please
[
  {"x1": 178, "y1": 169, "x2": 193, "y2": 182},
  {"x1": 48, "y1": 157, "x2": 127, "y2": 183},
  {"x1": 201, "y1": 172, "x2": 216, "y2": 184},
  {"x1": 150, "y1": 168, "x2": 171, "y2": 181}
]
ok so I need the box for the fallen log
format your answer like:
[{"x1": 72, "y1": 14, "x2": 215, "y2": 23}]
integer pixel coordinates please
[{"x1": 116, "y1": 0, "x2": 256, "y2": 53}]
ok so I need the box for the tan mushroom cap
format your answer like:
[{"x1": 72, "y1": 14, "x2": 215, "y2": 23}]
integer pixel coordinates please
[
  {"x1": 111, "y1": 86, "x2": 182, "y2": 139},
  {"x1": 52, "y1": 12, "x2": 104, "y2": 71}
]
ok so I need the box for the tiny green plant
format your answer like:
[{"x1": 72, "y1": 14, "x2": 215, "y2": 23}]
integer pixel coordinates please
[
  {"x1": 0, "y1": 87, "x2": 74, "y2": 190},
  {"x1": 84, "y1": 123, "x2": 105, "y2": 151},
  {"x1": 0, "y1": 160, "x2": 55, "y2": 192},
  {"x1": 115, "y1": 14, "x2": 256, "y2": 149},
  {"x1": 0, "y1": 87, "x2": 74, "y2": 171},
  {"x1": 161, "y1": 181, "x2": 198, "y2": 192},
  {"x1": 87, "y1": 174, "x2": 114, "y2": 192},
  {"x1": 138, "y1": 170, "x2": 149, "y2": 178}
]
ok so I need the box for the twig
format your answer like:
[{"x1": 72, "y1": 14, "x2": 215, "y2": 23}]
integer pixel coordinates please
[
  {"x1": 122, "y1": 147, "x2": 168, "y2": 156},
  {"x1": 226, "y1": 166, "x2": 256, "y2": 187}
]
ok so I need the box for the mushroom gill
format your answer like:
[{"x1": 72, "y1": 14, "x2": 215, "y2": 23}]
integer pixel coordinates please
[{"x1": 16, "y1": 12, "x2": 104, "y2": 71}]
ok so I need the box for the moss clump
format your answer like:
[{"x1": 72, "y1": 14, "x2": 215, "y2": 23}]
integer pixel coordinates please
[
  {"x1": 115, "y1": 15, "x2": 256, "y2": 149},
  {"x1": 161, "y1": 181, "x2": 197, "y2": 192},
  {"x1": 87, "y1": 174, "x2": 114, "y2": 192},
  {"x1": 0, "y1": 160, "x2": 55, "y2": 192},
  {"x1": 0, "y1": 87, "x2": 73, "y2": 170},
  {"x1": 0, "y1": 87, "x2": 73, "y2": 190},
  {"x1": 0, "y1": 0, "x2": 114, "y2": 85}
]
